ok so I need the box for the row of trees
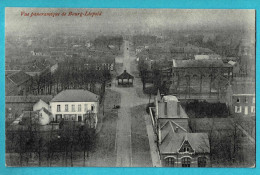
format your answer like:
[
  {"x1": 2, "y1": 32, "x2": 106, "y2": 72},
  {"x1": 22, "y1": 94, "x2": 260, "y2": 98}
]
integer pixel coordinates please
[
  {"x1": 6, "y1": 119, "x2": 96, "y2": 167},
  {"x1": 25, "y1": 58, "x2": 111, "y2": 101},
  {"x1": 189, "y1": 117, "x2": 255, "y2": 166}
]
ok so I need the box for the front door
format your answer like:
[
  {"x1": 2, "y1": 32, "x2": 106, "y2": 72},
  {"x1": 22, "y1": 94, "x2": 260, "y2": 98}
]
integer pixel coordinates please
[
  {"x1": 55, "y1": 114, "x2": 62, "y2": 122},
  {"x1": 78, "y1": 115, "x2": 82, "y2": 122}
]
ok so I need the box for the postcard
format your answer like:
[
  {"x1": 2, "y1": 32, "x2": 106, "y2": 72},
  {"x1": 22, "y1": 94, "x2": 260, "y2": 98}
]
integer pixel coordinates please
[{"x1": 4, "y1": 8, "x2": 255, "y2": 168}]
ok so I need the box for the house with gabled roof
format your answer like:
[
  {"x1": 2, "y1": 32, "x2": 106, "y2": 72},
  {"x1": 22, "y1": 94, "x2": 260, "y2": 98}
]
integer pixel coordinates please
[
  {"x1": 150, "y1": 90, "x2": 210, "y2": 167},
  {"x1": 33, "y1": 99, "x2": 49, "y2": 111},
  {"x1": 49, "y1": 89, "x2": 99, "y2": 128}
]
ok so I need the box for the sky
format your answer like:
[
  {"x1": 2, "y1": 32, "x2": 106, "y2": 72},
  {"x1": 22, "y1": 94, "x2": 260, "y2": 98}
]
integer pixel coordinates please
[{"x1": 5, "y1": 8, "x2": 256, "y2": 35}]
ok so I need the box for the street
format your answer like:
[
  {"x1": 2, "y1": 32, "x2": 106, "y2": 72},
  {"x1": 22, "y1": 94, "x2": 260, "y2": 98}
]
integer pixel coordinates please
[{"x1": 113, "y1": 40, "x2": 152, "y2": 167}]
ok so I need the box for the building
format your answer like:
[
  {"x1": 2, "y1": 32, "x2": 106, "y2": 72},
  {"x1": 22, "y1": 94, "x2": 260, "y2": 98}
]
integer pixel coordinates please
[
  {"x1": 166, "y1": 59, "x2": 233, "y2": 99},
  {"x1": 5, "y1": 71, "x2": 32, "y2": 95},
  {"x1": 49, "y1": 89, "x2": 99, "y2": 128},
  {"x1": 170, "y1": 45, "x2": 214, "y2": 60},
  {"x1": 226, "y1": 83, "x2": 255, "y2": 117},
  {"x1": 228, "y1": 61, "x2": 240, "y2": 77},
  {"x1": 149, "y1": 92, "x2": 210, "y2": 167},
  {"x1": 232, "y1": 94, "x2": 255, "y2": 116},
  {"x1": 33, "y1": 99, "x2": 49, "y2": 111},
  {"x1": 5, "y1": 95, "x2": 53, "y2": 118},
  {"x1": 117, "y1": 70, "x2": 134, "y2": 87}
]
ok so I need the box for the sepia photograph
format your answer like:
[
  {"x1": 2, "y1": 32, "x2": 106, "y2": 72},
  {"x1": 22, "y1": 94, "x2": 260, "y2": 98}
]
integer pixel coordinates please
[{"x1": 5, "y1": 8, "x2": 255, "y2": 167}]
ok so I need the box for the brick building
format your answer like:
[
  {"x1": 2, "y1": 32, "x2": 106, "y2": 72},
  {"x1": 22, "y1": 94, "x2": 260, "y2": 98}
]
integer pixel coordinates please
[{"x1": 150, "y1": 91, "x2": 210, "y2": 167}]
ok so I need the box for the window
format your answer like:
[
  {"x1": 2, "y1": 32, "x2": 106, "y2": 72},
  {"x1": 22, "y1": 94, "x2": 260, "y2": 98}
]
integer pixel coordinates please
[
  {"x1": 237, "y1": 98, "x2": 240, "y2": 103},
  {"x1": 182, "y1": 157, "x2": 191, "y2": 167},
  {"x1": 245, "y1": 98, "x2": 248, "y2": 103},
  {"x1": 84, "y1": 104, "x2": 88, "y2": 112},
  {"x1": 65, "y1": 104, "x2": 68, "y2": 112},
  {"x1": 198, "y1": 157, "x2": 207, "y2": 167},
  {"x1": 164, "y1": 102, "x2": 167, "y2": 116},
  {"x1": 180, "y1": 141, "x2": 193, "y2": 153},
  {"x1": 72, "y1": 105, "x2": 75, "y2": 112},
  {"x1": 57, "y1": 105, "x2": 60, "y2": 112},
  {"x1": 78, "y1": 104, "x2": 81, "y2": 112},
  {"x1": 235, "y1": 106, "x2": 241, "y2": 113},
  {"x1": 253, "y1": 97, "x2": 255, "y2": 104},
  {"x1": 165, "y1": 157, "x2": 175, "y2": 167},
  {"x1": 251, "y1": 106, "x2": 255, "y2": 113},
  {"x1": 64, "y1": 114, "x2": 69, "y2": 121},
  {"x1": 91, "y1": 105, "x2": 95, "y2": 112},
  {"x1": 184, "y1": 146, "x2": 190, "y2": 152}
]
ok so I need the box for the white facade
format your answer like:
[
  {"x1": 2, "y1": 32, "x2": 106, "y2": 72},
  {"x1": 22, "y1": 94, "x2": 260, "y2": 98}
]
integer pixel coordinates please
[
  {"x1": 38, "y1": 108, "x2": 52, "y2": 125},
  {"x1": 49, "y1": 101, "x2": 99, "y2": 123}
]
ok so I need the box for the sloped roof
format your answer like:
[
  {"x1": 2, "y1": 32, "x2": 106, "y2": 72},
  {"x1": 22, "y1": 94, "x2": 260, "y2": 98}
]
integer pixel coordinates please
[
  {"x1": 160, "y1": 131, "x2": 210, "y2": 154},
  {"x1": 117, "y1": 70, "x2": 134, "y2": 79},
  {"x1": 41, "y1": 107, "x2": 52, "y2": 116},
  {"x1": 159, "y1": 120, "x2": 210, "y2": 154},
  {"x1": 162, "y1": 95, "x2": 178, "y2": 102},
  {"x1": 6, "y1": 95, "x2": 53, "y2": 103},
  {"x1": 7, "y1": 71, "x2": 31, "y2": 86},
  {"x1": 51, "y1": 89, "x2": 99, "y2": 102},
  {"x1": 22, "y1": 111, "x2": 39, "y2": 119},
  {"x1": 160, "y1": 120, "x2": 187, "y2": 142},
  {"x1": 232, "y1": 83, "x2": 255, "y2": 94}
]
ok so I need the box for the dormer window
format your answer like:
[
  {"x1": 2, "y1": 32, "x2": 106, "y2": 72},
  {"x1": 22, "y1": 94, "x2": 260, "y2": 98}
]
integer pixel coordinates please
[
  {"x1": 179, "y1": 140, "x2": 193, "y2": 153},
  {"x1": 184, "y1": 146, "x2": 190, "y2": 152}
]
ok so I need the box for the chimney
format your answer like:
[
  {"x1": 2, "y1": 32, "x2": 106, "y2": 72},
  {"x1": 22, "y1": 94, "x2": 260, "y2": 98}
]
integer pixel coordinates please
[
  {"x1": 175, "y1": 127, "x2": 179, "y2": 133},
  {"x1": 177, "y1": 101, "x2": 180, "y2": 116},
  {"x1": 158, "y1": 125, "x2": 162, "y2": 144}
]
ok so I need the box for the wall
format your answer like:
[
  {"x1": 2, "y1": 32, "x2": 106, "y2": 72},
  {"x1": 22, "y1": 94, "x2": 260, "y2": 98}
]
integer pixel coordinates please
[
  {"x1": 161, "y1": 153, "x2": 211, "y2": 167},
  {"x1": 232, "y1": 95, "x2": 255, "y2": 116},
  {"x1": 39, "y1": 110, "x2": 51, "y2": 125},
  {"x1": 50, "y1": 101, "x2": 99, "y2": 121}
]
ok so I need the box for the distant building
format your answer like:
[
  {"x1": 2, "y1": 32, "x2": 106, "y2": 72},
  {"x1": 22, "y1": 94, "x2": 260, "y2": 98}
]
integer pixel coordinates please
[
  {"x1": 170, "y1": 45, "x2": 214, "y2": 60},
  {"x1": 135, "y1": 46, "x2": 144, "y2": 54},
  {"x1": 195, "y1": 54, "x2": 221, "y2": 60},
  {"x1": 232, "y1": 94, "x2": 255, "y2": 116},
  {"x1": 5, "y1": 95, "x2": 53, "y2": 119},
  {"x1": 5, "y1": 71, "x2": 32, "y2": 95},
  {"x1": 228, "y1": 61, "x2": 240, "y2": 76},
  {"x1": 166, "y1": 59, "x2": 233, "y2": 99},
  {"x1": 31, "y1": 48, "x2": 44, "y2": 56},
  {"x1": 149, "y1": 92, "x2": 210, "y2": 167},
  {"x1": 50, "y1": 89, "x2": 99, "y2": 128},
  {"x1": 226, "y1": 83, "x2": 255, "y2": 117},
  {"x1": 116, "y1": 70, "x2": 134, "y2": 87},
  {"x1": 194, "y1": 55, "x2": 210, "y2": 60}
]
